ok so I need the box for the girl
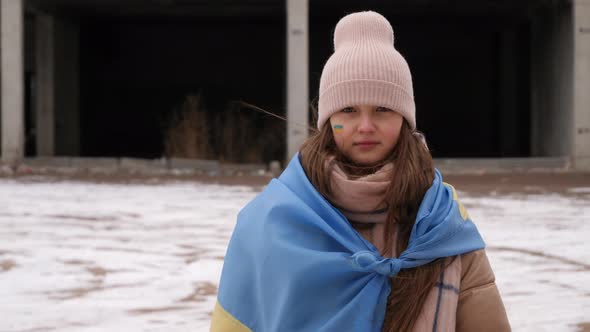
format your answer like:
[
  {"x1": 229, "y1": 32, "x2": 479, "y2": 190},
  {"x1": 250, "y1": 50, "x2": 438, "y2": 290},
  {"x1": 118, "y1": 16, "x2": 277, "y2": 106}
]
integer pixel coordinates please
[{"x1": 210, "y1": 11, "x2": 510, "y2": 332}]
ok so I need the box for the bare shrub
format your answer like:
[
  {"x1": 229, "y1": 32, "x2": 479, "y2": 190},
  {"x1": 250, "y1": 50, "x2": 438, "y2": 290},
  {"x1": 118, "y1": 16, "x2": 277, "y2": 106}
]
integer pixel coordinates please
[
  {"x1": 164, "y1": 94, "x2": 211, "y2": 159},
  {"x1": 219, "y1": 102, "x2": 285, "y2": 164}
]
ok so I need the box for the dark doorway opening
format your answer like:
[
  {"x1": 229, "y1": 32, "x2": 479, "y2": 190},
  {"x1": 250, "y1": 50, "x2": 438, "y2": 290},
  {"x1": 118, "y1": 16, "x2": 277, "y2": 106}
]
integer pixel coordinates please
[
  {"x1": 80, "y1": 15, "x2": 286, "y2": 162},
  {"x1": 310, "y1": 4, "x2": 531, "y2": 158}
]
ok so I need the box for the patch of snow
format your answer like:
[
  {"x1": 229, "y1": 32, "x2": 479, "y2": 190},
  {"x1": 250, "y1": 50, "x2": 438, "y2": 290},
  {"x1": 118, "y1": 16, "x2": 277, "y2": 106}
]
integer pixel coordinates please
[
  {"x1": 568, "y1": 187, "x2": 590, "y2": 194},
  {"x1": 0, "y1": 179, "x2": 588, "y2": 331}
]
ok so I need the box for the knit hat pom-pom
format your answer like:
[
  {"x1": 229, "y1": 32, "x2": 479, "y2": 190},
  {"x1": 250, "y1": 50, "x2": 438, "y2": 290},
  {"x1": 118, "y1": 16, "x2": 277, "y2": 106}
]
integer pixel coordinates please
[{"x1": 334, "y1": 11, "x2": 394, "y2": 51}]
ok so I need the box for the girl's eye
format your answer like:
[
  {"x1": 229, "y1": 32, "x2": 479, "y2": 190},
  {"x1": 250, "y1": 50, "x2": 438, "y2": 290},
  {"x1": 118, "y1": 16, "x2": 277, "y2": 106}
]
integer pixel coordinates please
[
  {"x1": 376, "y1": 107, "x2": 393, "y2": 112},
  {"x1": 341, "y1": 107, "x2": 355, "y2": 113}
]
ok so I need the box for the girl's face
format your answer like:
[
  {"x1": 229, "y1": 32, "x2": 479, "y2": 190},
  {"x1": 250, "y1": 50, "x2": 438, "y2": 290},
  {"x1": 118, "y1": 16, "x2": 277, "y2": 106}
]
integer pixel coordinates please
[{"x1": 329, "y1": 104, "x2": 403, "y2": 166}]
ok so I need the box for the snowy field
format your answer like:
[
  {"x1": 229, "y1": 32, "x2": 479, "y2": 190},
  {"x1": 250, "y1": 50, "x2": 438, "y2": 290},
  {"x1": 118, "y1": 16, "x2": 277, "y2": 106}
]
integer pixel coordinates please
[{"x1": 0, "y1": 176, "x2": 588, "y2": 332}]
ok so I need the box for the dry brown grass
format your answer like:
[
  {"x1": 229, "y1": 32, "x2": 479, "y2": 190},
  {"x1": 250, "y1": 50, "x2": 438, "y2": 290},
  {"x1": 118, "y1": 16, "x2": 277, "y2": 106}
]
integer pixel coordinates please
[
  {"x1": 219, "y1": 102, "x2": 285, "y2": 164},
  {"x1": 164, "y1": 94, "x2": 211, "y2": 159},
  {"x1": 164, "y1": 94, "x2": 285, "y2": 163},
  {"x1": 220, "y1": 102, "x2": 259, "y2": 163}
]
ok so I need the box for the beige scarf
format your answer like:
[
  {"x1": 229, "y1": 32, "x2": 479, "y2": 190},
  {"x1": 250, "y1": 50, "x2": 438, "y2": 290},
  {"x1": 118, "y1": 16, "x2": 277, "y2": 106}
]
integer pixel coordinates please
[
  {"x1": 327, "y1": 160, "x2": 392, "y2": 255},
  {"x1": 327, "y1": 159, "x2": 462, "y2": 332}
]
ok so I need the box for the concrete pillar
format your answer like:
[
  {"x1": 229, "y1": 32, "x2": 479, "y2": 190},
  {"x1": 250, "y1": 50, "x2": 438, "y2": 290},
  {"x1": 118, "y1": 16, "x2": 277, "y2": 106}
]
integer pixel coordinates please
[
  {"x1": 1, "y1": 0, "x2": 24, "y2": 164},
  {"x1": 35, "y1": 13, "x2": 54, "y2": 156},
  {"x1": 573, "y1": 0, "x2": 590, "y2": 170},
  {"x1": 286, "y1": 0, "x2": 309, "y2": 161}
]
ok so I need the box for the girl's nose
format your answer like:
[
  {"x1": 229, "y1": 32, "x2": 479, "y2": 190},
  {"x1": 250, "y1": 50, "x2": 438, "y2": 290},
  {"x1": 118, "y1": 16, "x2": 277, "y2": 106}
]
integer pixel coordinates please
[{"x1": 358, "y1": 114, "x2": 376, "y2": 133}]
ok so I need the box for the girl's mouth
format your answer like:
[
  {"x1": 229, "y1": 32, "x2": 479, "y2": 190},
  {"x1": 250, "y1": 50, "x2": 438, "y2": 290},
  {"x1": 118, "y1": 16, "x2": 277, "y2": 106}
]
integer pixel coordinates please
[{"x1": 354, "y1": 141, "x2": 379, "y2": 149}]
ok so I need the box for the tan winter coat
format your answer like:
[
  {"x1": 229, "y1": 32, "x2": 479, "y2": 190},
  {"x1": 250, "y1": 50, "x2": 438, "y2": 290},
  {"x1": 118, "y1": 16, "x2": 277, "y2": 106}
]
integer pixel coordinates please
[
  {"x1": 354, "y1": 224, "x2": 511, "y2": 332},
  {"x1": 456, "y1": 249, "x2": 511, "y2": 331}
]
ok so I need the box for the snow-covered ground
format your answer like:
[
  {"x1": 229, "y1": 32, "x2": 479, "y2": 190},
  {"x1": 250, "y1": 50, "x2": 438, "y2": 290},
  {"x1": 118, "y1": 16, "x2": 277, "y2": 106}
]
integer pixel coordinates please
[{"x1": 0, "y1": 176, "x2": 588, "y2": 332}]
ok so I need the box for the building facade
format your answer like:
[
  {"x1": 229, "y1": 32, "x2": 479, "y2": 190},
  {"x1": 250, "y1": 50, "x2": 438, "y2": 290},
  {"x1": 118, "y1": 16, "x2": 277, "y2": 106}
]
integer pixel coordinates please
[{"x1": 1, "y1": 0, "x2": 589, "y2": 170}]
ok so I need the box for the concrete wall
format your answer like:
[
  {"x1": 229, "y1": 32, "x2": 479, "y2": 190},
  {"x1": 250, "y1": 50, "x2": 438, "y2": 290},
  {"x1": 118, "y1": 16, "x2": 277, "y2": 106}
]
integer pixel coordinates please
[
  {"x1": 573, "y1": 0, "x2": 590, "y2": 170},
  {"x1": 530, "y1": 5, "x2": 574, "y2": 158}
]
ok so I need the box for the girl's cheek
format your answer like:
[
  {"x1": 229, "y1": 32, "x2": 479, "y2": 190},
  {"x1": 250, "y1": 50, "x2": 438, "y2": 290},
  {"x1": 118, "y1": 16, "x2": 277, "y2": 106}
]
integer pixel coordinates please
[{"x1": 332, "y1": 132, "x2": 346, "y2": 150}]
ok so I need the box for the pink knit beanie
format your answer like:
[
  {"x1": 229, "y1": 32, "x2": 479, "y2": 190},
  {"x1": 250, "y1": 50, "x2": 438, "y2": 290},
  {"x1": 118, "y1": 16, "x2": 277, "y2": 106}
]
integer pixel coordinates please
[{"x1": 317, "y1": 11, "x2": 416, "y2": 130}]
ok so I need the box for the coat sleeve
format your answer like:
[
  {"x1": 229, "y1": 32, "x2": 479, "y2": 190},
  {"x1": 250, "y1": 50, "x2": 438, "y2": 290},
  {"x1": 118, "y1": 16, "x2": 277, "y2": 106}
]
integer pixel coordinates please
[{"x1": 456, "y1": 249, "x2": 511, "y2": 332}]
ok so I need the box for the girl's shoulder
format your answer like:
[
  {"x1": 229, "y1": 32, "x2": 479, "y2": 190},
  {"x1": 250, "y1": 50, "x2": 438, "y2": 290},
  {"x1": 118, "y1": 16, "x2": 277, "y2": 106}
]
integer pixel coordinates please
[
  {"x1": 456, "y1": 249, "x2": 512, "y2": 331},
  {"x1": 459, "y1": 249, "x2": 495, "y2": 293}
]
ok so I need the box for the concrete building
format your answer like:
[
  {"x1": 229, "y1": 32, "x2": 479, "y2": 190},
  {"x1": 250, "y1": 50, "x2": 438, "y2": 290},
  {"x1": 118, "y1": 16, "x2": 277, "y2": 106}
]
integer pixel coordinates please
[{"x1": 1, "y1": 0, "x2": 589, "y2": 170}]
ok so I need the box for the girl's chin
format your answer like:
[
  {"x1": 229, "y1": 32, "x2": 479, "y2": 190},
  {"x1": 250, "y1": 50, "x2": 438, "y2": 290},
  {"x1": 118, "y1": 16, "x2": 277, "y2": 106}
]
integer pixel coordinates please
[{"x1": 348, "y1": 153, "x2": 388, "y2": 166}]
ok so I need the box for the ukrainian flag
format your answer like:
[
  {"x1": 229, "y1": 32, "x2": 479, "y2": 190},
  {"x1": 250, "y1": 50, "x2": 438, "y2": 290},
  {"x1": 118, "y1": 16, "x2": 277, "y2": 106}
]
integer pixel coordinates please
[{"x1": 210, "y1": 154, "x2": 484, "y2": 331}]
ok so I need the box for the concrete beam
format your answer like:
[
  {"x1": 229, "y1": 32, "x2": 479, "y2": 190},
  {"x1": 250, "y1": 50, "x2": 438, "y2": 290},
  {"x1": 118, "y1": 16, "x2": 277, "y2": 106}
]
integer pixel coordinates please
[
  {"x1": 1, "y1": 0, "x2": 25, "y2": 164},
  {"x1": 573, "y1": 0, "x2": 590, "y2": 171},
  {"x1": 35, "y1": 13, "x2": 55, "y2": 156},
  {"x1": 434, "y1": 157, "x2": 570, "y2": 174},
  {"x1": 286, "y1": 0, "x2": 309, "y2": 161}
]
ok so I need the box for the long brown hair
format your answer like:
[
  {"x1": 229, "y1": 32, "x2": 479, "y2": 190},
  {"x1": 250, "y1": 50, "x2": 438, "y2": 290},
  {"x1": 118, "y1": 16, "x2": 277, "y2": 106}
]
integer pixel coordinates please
[{"x1": 300, "y1": 119, "x2": 449, "y2": 331}]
